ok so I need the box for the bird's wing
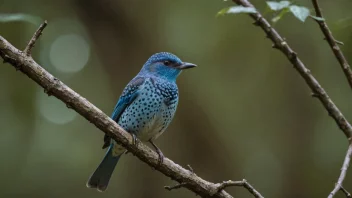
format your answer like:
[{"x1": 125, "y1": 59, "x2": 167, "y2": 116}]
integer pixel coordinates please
[{"x1": 102, "y1": 77, "x2": 145, "y2": 149}]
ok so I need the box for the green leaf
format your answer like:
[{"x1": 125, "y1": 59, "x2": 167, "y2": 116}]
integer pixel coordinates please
[
  {"x1": 217, "y1": 7, "x2": 231, "y2": 17},
  {"x1": 267, "y1": 1, "x2": 291, "y2": 11},
  {"x1": 227, "y1": 6, "x2": 256, "y2": 14},
  {"x1": 272, "y1": 8, "x2": 290, "y2": 23},
  {"x1": 217, "y1": 6, "x2": 256, "y2": 17},
  {"x1": 289, "y1": 5, "x2": 310, "y2": 22},
  {"x1": 310, "y1": 15, "x2": 325, "y2": 21},
  {"x1": 0, "y1": 13, "x2": 42, "y2": 25}
]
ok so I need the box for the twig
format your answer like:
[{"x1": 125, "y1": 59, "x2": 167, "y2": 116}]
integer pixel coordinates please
[
  {"x1": 341, "y1": 186, "x2": 352, "y2": 198},
  {"x1": 231, "y1": 0, "x2": 352, "y2": 139},
  {"x1": 164, "y1": 183, "x2": 187, "y2": 191},
  {"x1": 311, "y1": 0, "x2": 352, "y2": 90},
  {"x1": 323, "y1": 38, "x2": 344, "y2": 46},
  {"x1": 164, "y1": 165, "x2": 194, "y2": 191},
  {"x1": 328, "y1": 143, "x2": 352, "y2": 198},
  {"x1": 215, "y1": 179, "x2": 264, "y2": 198},
  {"x1": 231, "y1": 1, "x2": 352, "y2": 195},
  {"x1": 311, "y1": 1, "x2": 352, "y2": 197},
  {"x1": 232, "y1": 1, "x2": 352, "y2": 195},
  {"x1": 0, "y1": 23, "x2": 233, "y2": 198},
  {"x1": 187, "y1": 164, "x2": 194, "y2": 174},
  {"x1": 23, "y1": 20, "x2": 47, "y2": 56}
]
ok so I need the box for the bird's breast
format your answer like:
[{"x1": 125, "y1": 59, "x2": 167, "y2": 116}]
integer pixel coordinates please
[{"x1": 117, "y1": 78, "x2": 178, "y2": 142}]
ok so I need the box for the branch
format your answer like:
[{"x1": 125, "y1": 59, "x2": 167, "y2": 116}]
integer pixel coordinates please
[
  {"x1": 311, "y1": 0, "x2": 352, "y2": 90},
  {"x1": 310, "y1": 2, "x2": 352, "y2": 197},
  {"x1": 232, "y1": 0, "x2": 352, "y2": 140},
  {"x1": 165, "y1": 183, "x2": 187, "y2": 191},
  {"x1": 215, "y1": 179, "x2": 264, "y2": 198},
  {"x1": 341, "y1": 186, "x2": 352, "y2": 198},
  {"x1": 0, "y1": 22, "x2": 235, "y2": 198},
  {"x1": 231, "y1": 0, "x2": 352, "y2": 197},
  {"x1": 0, "y1": 21, "x2": 265, "y2": 198},
  {"x1": 328, "y1": 143, "x2": 352, "y2": 198},
  {"x1": 23, "y1": 20, "x2": 47, "y2": 56}
]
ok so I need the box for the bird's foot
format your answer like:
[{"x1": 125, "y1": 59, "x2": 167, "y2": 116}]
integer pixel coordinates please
[
  {"x1": 132, "y1": 134, "x2": 138, "y2": 146},
  {"x1": 149, "y1": 139, "x2": 164, "y2": 166},
  {"x1": 125, "y1": 134, "x2": 138, "y2": 155}
]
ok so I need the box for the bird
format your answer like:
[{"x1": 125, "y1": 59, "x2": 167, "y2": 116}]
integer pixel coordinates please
[{"x1": 86, "y1": 52, "x2": 197, "y2": 192}]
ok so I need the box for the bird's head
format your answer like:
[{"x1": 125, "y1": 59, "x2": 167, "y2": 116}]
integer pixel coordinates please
[{"x1": 139, "y1": 52, "x2": 196, "y2": 81}]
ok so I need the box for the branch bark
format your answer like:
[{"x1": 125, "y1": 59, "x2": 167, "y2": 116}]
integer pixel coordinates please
[
  {"x1": 232, "y1": 0, "x2": 352, "y2": 140},
  {"x1": 328, "y1": 143, "x2": 352, "y2": 198},
  {"x1": 310, "y1": 1, "x2": 352, "y2": 197},
  {"x1": 311, "y1": 0, "x2": 352, "y2": 90},
  {"x1": 215, "y1": 180, "x2": 263, "y2": 198},
  {"x1": 231, "y1": 0, "x2": 352, "y2": 197},
  {"x1": 0, "y1": 22, "x2": 264, "y2": 198},
  {"x1": 23, "y1": 21, "x2": 47, "y2": 56}
]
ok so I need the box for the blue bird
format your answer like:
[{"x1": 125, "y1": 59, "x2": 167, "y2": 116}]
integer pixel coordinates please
[{"x1": 86, "y1": 52, "x2": 196, "y2": 192}]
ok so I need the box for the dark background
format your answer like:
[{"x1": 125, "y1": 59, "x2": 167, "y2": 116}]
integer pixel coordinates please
[{"x1": 1, "y1": 0, "x2": 352, "y2": 197}]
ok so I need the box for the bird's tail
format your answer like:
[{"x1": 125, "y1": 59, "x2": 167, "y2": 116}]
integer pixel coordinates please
[{"x1": 86, "y1": 145, "x2": 121, "y2": 192}]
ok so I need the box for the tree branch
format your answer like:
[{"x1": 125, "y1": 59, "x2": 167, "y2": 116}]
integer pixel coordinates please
[
  {"x1": 309, "y1": 2, "x2": 352, "y2": 197},
  {"x1": 215, "y1": 179, "x2": 264, "y2": 198},
  {"x1": 23, "y1": 20, "x2": 47, "y2": 56},
  {"x1": 231, "y1": 0, "x2": 352, "y2": 197},
  {"x1": 311, "y1": 0, "x2": 352, "y2": 90},
  {"x1": 0, "y1": 22, "x2": 264, "y2": 198},
  {"x1": 328, "y1": 143, "x2": 352, "y2": 198},
  {"x1": 232, "y1": 0, "x2": 352, "y2": 140},
  {"x1": 341, "y1": 186, "x2": 352, "y2": 198}
]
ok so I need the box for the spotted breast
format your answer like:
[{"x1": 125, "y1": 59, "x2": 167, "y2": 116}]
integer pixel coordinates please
[{"x1": 111, "y1": 77, "x2": 178, "y2": 156}]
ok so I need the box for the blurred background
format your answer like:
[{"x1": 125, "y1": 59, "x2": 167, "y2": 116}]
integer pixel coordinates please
[{"x1": 1, "y1": 0, "x2": 352, "y2": 197}]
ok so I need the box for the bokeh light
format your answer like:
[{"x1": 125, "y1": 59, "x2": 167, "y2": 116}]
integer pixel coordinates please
[
  {"x1": 37, "y1": 88, "x2": 77, "y2": 124},
  {"x1": 1, "y1": 0, "x2": 352, "y2": 198},
  {"x1": 50, "y1": 34, "x2": 90, "y2": 73}
]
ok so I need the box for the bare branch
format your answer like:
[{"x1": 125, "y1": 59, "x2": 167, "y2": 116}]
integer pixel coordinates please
[
  {"x1": 164, "y1": 183, "x2": 187, "y2": 191},
  {"x1": 328, "y1": 143, "x2": 352, "y2": 198},
  {"x1": 341, "y1": 186, "x2": 352, "y2": 198},
  {"x1": 215, "y1": 179, "x2": 264, "y2": 198},
  {"x1": 323, "y1": 37, "x2": 344, "y2": 46},
  {"x1": 311, "y1": 0, "x2": 352, "y2": 90},
  {"x1": 164, "y1": 164, "x2": 195, "y2": 192},
  {"x1": 231, "y1": 1, "x2": 352, "y2": 195},
  {"x1": 187, "y1": 164, "x2": 194, "y2": 174},
  {"x1": 23, "y1": 20, "x2": 47, "y2": 56},
  {"x1": 0, "y1": 23, "x2": 235, "y2": 198},
  {"x1": 232, "y1": 0, "x2": 352, "y2": 139},
  {"x1": 310, "y1": 1, "x2": 352, "y2": 197}
]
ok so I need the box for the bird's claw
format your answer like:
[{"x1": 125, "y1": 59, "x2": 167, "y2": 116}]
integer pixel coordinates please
[
  {"x1": 132, "y1": 134, "x2": 138, "y2": 146},
  {"x1": 156, "y1": 149, "x2": 164, "y2": 166},
  {"x1": 125, "y1": 134, "x2": 138, "y2": 155},
  {"x1": 149, "y1": 140, "x2": 164, "y2": 167}
]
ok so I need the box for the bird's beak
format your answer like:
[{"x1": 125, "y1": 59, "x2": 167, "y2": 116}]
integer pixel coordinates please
[{"x1": 177, "y1": 62, "x2": 197, "y2": 70}]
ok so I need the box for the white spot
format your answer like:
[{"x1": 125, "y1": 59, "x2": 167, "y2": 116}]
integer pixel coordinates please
[{"x1": 50, "y1": 34, "x2": 90, "y2": 73}]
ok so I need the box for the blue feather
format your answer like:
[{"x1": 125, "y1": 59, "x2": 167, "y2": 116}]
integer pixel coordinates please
[
  {"x1": 86, "y1": 145, "x2": 121, "y2": 192},
  {"x1": 87, "y1": 52, "x2": 196, "y2": 192}
]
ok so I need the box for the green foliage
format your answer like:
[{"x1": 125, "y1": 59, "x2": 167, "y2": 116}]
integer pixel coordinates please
[
  {"x1": 266, "y1": 1, "x2": 322, "y2": 23},
  {"x1": 288, "y1": 5, "x2": 310, "y2": 22},
  {"x1": 271, "y1": 8, "x2": 290, "y2": 23},
  {"x1": 310, "y1": 15, "x2": 325, "y2": 21},
  {"x1": 217, "y1": 1, "x2": 325, "y2": 23},
  {"x1": 266, "y1": 1, "x2": 310, "y2": 22},
  {"x1": 217, "y1": 6, "x2": 256, "y2": 17},
  {"x1": 0, "y1": 13, "x2": 42, "y2": 25},
  {"x1": 267, "y1": 1, "x2": 291, "y2": 11}
]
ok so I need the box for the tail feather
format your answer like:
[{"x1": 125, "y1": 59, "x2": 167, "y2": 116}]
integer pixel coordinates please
[{"x1": 87, "y1": 146, "x2": 121, "y2": 192}]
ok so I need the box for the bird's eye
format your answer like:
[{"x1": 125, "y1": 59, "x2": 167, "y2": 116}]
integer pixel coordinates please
[{"x1": 164, "y1": 61, "x2": 171, "y2": 66}]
